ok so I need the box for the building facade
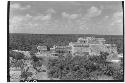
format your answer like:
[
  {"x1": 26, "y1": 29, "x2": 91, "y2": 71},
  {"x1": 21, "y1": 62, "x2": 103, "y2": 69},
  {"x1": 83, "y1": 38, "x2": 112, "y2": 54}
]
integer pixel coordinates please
[
  {"x1": 38, "y1": 37, "x2": 118, "y2": 56},
  {"x1": 68, "y1": 37, "x2": 117, "y2": 56},
  {"x1": 37, "y1": 46, "x2": 47, "y2": 54}
]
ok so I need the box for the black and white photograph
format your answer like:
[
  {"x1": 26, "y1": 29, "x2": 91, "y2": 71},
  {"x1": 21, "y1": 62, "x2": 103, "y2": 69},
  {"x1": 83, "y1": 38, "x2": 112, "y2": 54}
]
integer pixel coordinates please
[{"x1": 8, "y1": 1, "x2": 124, "y2": 82}]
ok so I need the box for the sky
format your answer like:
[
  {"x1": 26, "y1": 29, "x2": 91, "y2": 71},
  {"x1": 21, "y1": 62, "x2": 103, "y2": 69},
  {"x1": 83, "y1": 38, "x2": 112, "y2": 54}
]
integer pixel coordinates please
[{"x1": 9, "y1": 1, "x2": 123, "y2": 35}]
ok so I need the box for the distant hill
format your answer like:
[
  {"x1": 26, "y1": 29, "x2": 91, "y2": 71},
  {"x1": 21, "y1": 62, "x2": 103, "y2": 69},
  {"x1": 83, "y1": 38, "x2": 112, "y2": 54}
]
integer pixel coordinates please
[{"x1": 9, "y1": 33, "x2": 123, "y2": 53}]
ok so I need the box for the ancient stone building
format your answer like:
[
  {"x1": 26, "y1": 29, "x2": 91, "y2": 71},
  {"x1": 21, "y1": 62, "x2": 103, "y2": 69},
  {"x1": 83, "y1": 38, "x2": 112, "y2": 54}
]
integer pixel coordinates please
[
  {"x1": 37, "y1": 46, "x2": 47, "y2": 54},
  {"x1": 69, "y1": 37, "x2": 117, "y2": 56},
  {"x1": 50, "y1": 45, "x2": 71, "y2": 54},
  {"x1": 69, "y1": 38, "x2": 90, "y2": 55},
  {"x1": 40, "y1": 37, "x2": 118, "y2": 56}
]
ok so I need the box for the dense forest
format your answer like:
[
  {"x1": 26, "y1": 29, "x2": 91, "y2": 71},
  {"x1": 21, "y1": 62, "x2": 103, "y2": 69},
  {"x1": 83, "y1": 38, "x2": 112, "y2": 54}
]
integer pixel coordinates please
[
  {"x1": 9, "y1": 33, "x2": 123, "y2": 81},
  {"x1": 9, "y1": 33, "x2": 123, "y2": 53},
  {"x1": 9, "y1": 49, "x2": 123, "y2": 81},
  {"x1": 47, "y1": 52, "x2": 123, "y2": 80}
]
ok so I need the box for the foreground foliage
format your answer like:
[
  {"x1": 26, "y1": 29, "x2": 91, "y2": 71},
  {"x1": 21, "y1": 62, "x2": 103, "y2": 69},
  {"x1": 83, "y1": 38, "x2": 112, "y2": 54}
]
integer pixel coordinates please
[
  {"x1": 47, "y1": 52, "x2": 123, "y2": 80},
  {"x1": 9, "y1": 51, "x2": 25, "y2": 60}
]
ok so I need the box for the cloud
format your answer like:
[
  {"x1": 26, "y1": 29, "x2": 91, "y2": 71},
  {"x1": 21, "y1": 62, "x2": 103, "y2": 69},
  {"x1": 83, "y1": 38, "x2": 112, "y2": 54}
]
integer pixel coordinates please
[
  {"x1": 33, "y1": 8, "x2": 55, "y2": 21},
  {"x1": 76, "y1": 18, "x2": 89, "y2": 30},
  {"x1": 86, "y1": 6, "x2": 102, "y2": 18},
  {"x1": 70, "y1": 14, "x2": 80, "y2": 19},
  {"x1": 46, "y1": 8, "x2": 56, "y2": 14},
  {"x1": 9, "y1": 13, "x2": 55, "y2": 33},
  {"x1": 62, "y1": 12, "x2": 69, "y2": 17},
  {"x1": 10, "y1": 16, "x2": 23, "y2": 24},
  {"x1": 105, "y1": 16, "x2": 109, "y2": 19},
  {"x1": 111, "y1": 11, "x2": 123, "y2": 25},
  {"x1": 75, "y1": 6, "x2": 102, "y2": 30},
  {"x1": 9, "y1": 14, "x2": 32, "y2": 30},
  {"x1": 9, "y1": 16, "x2": 24, "y2": 33},
  {"x1": 62, "y1": 12, "x2": 79, "y2": 19},
  {"x1": 61, "y1": 12, "x2": 82, "y2": 30},
  {"x1": 10, "y1": 13, "x2": 52, "y2": 28},
  {"x1": 107, "y1": 11, "x2": 123, "y2": 35},
  {"x1": 10, "y1": 3, "x2": 31, "y2": 10},
  {"x1": 33, "y1": 14, "x2": 52, "y2": 21},
  {"x1": 41, "y1": 14, "x2": 52, "y2": 20}
]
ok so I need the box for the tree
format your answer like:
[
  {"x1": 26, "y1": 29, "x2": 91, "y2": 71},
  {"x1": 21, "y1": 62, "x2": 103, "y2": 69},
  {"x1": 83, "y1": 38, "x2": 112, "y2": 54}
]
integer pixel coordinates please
[
  {"x1": 47, "y1": 54, "x2": 92, "y2": 80},
  {"x1": 11, "y1": 59, "x2": 25, "y2": 68},
  {"x1": 30, "y1": 45, "x2": 38, "y2": 56},
  {"x1": 47, "y1": 51, "x2": 123, "y2": 80},
  {"x1": 9, "y1": 51, "x2": 25, "y2": 60},
  {"x1": 20, "y1": 68, "x2": 33, "y2": 81},
  {"x1": 29, "y1": 45, "x2": 40, "y2": 63}
]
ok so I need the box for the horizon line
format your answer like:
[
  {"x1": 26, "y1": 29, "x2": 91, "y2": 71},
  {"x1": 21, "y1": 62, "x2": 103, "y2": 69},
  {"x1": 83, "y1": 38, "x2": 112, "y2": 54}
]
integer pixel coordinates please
[{"x1": 9, "y1": 33, "x2": 123, "y2": 36}]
